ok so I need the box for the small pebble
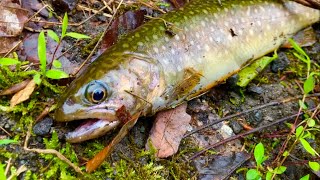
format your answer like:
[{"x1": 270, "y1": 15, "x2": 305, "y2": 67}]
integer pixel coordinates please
[
  {"x1": 247, "y1": 85, "x2": 264, "y2": 94},
  {"x1": 229, "y1": 120, "x2": 243, "y2": 134},
  {"x1": 33, "y1": 117, "x2": 53, "y2": 136},
  {"x1": 247, "y1": 111, "x2": 263, "y2": 125},
  {"x1": 270, "y1": 52, "x2": 290, "y2": 73}
]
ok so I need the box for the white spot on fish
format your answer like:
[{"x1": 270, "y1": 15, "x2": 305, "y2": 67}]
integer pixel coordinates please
[
  {"x1": 216, "y1": 37, "x2": 221, "y2": 43},
  {"x1": 163, "y1": 59, "x2": 169, "y2": 65},
  {"x1": 238, "y1": 29, "x2": 243, "y2": 35},
  {"x1": 190, "y1": 41, "x2": 195, "y2": 45},
  {"x1": 246, "y1": 7, "x2": 251, "y2": 16},
  {"x1": 196, "y1": 32, "x2": 200, "y2": 38},
  {"x1": 204, "y1": 44, "x2": 210, "y2": 51},
  {"x1": 201, "y1": 21, "x2": 206, "y2": 27},
  {"x1": 257, "y1": 21, "x2": 261, "y2": 26},
  {"x1": 153, "y1": 47, "x2": 159, "y2": 53},
  {"x1": 175, "y1": 35, "x2": 180, "y2": 41},
  {"x1": 177, "y1": 65, "x2": 182, "y2": 71},
  {"x1": 202, "y1": 9, "x2": 208, "y2": 14},
  {"x1": 153, "y1": 34, "x2": 158, "y2": 40},
  {"x1": 249, "y1": 29, "x2": 254, "y2": 36},
  {"x1": 266, "y1": 25, "x2": 271, "y2": 30},
  {"x1": 165, "y1": 37, "x2": 170, "y2": 42}
]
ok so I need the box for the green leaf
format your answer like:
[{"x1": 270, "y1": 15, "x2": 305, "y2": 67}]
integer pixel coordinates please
[
  {"x1": 254, "y1": 142, "x2": 265, "y2": 166},
  {"x1": 300, "y1": 138, "x2": 316, "y2": 156},
  {"x1": 33, "y1": 73, "x2": 42, "y2": 85},
  {"x1": 65, "y1": 32, "x2": 90, "y2": 39},
  {"x1": 296, "y1": 126, "x2": 304, "y2": 139},
  {"x1": 274, "y1": 166, "x2": 286, "y2": 174},
  {"x1": 0, "y1": 163, "x2": 6, "y2": 180},
  {"x1": 61, "y1": 13, "x2": 68, "y2": 38},
  {"x1": 246, "y1": 169, "x2": 260, "y2": 180},
  {"x1": 0, "y1": 58, "x2": 21, "y2": 66},
  {"x1": 266, "y1": 172, "x2": 272, "y2": 180},
  {"x1": 307, "y1": 118, "x2": 315, "y2": 127},
  {"x1": 47, "y1": 30, "x2": 60, "y2": 43},
  {"x1": 309, "y1": 161, "x2": 320, "y2": 171},
  {"x1": 300, "y1": 174, "x2": 309, "y2": 180},
  {"x1": 303, "y1": 76, "x2": 314, "y2": 94},
  {"x1": 0, "y1": 139, "x2": 18, "y2": 145},
  {"x1": 52, "y1": 60, "x2": 62, "y2": 68},
  {"x1": 283, "y1": 151, "x2": 290, "y2": 157},
  {"x1": 289, "y1": 39, "x2": 309, "y2": 62},
  {"x1": 38, "y1": 31, "x2": 47, "y2": 74},
  {"x1": 45, "y1": 69, "x2": 68, "y2": 79},
  {"x1": 299, "y1": 100, "x2": 307, "y2": 110}
]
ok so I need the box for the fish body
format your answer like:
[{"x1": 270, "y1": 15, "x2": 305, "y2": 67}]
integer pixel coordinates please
[{"x1": 55, "y1": 0, "x2": 319, "y2": 142}]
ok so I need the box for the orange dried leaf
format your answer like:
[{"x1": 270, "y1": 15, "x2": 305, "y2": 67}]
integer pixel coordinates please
[
  {"x1": 10, "y1": 79, "x2": 36, "y2": 108},
  {"x1": 86, "y1": 112, "x2": 141, "y2": 173},
  {"x1": 146, "y1": 103, "x2": 191, "y2": 158}
]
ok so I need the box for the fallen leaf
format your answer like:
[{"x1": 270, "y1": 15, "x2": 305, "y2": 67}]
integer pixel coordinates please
[
  {"x1": 146, "y1": 103, "x2": 191, "y2": 158},
  {"x1": 86, "y1": 112, "x2": 141, "y2": 173},
  {"x1": 0, "y1": 2, "x2": 28, "y2": 54},
  {"x1": 99, "y1": 10, "x2": 147, "y2": 54},
  {"x1": 0, "y1": 79, "x2": 31, "y2": 96},
  {"x1": 10, "y1": 79, "x2": 36, "y2": 108}
]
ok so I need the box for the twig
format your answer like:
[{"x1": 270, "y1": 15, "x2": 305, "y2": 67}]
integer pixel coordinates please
[
  {"x1": 72, "y1": 0, "x2": 124, "y2": 76},
  {"x1": 189, "y1": 107, "x2": 317, "y2": 160},
  {"x1": 25, "y1": 4, "x2": 49, "y2": 23},
  {"x1": 4, "y1": 158, "x2": 12, "y2": 177},
  {"x1": 23, "y1": 124, "x2": 83, "y2": 174},
  {"x1": 76, "y1": 4, "x2": 112, "y2": 18},
  {"x1": 0, "y1": 126, "x2": 11, "y2": 136},
  {"x1": 184, "y1": 93, "x2": 320, "y2": 138},
  {"x1": 2, "y1": 40, "x2": 23, "y2": 58}
]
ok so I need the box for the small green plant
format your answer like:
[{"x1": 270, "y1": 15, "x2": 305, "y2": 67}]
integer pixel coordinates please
[{"x1": 34, "y1": 13, "x2": 90, "y2": 84}]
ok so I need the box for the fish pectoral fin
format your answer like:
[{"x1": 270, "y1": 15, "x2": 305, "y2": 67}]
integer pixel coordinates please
[
  {"x1": 86, "y1": 112, "x2": 141, "y2": 173},
  {"x1": 171, "y1": 67, "x2": 203, "y2": 100}
]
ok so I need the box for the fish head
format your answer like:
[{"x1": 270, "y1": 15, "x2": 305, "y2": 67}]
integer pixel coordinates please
[{"x1": 54, "y1": 54, "x2": 143, "y2": 142}]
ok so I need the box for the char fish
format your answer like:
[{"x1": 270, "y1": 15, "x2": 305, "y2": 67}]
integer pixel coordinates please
[{"x1": 54, "y1": 0, "x2": 319, "y2": 143}]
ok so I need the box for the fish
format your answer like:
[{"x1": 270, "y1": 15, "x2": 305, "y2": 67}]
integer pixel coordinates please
[{"x1": 54, "y1": 0, "x2": 319, "y2": 143}]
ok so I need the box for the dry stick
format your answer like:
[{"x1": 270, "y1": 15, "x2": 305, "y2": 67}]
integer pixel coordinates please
[
  {"x1": 2, "y1": 40, "x2": 23, "y2": 58},
  {"x1": 0, "y1": 126, "x2": 11, "y2": 136},
  {"x1": 72, "y1": 0, "x2": 124, "y2": 76},
  {"x1": 23, "y1": 124, "x2": 83, "y2": 174},
  {"x1": 189, "y1": 107, "x2": 317, "y2": 160},
  {"x1": 4, "y1": 158, "x2": 12, "y2": 177},
  {"x1": 25, "y1": 4, "x2": 49, "y2": 23},
  {"x1": 184, "y1": 93, "x2": 320, "y2": 138}
]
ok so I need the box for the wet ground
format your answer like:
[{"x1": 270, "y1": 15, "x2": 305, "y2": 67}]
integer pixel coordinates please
[{"x1": 1, "y1": 0, "x2": 320, "y2": 179}]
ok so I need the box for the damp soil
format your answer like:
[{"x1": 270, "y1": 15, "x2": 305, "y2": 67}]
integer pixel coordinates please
[{"x1": 1, "y1": 0, "x2": 320, "y2": 179}]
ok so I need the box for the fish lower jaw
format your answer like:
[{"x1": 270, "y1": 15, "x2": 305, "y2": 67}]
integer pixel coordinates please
[{"x1": 65, "y1": 119, "x2": 121, "y2": 143}]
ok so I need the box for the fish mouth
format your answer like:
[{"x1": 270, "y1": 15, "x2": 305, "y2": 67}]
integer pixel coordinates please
[{"x1": 65, "y1": 119, "x2": 121, "y2": 143}]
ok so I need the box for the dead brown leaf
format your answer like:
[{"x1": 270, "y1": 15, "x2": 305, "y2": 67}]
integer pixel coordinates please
[
  {"x1": 0, "y1": 2, "x2": 28, "y2": 54},
  {"x1": 0, "y1": 79, "x2": 31, "y2": 96},
  {"x1": 146, "y1": 103, "x2": 191, "y2": 158},
  {"x1": 10, "y1": 79, "x2": 36, "y2": 108}
]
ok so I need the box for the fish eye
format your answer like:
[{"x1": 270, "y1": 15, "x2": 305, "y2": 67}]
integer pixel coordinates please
[{"x1": 85, "y1": 81, "x2": 109, "y2": 103}]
